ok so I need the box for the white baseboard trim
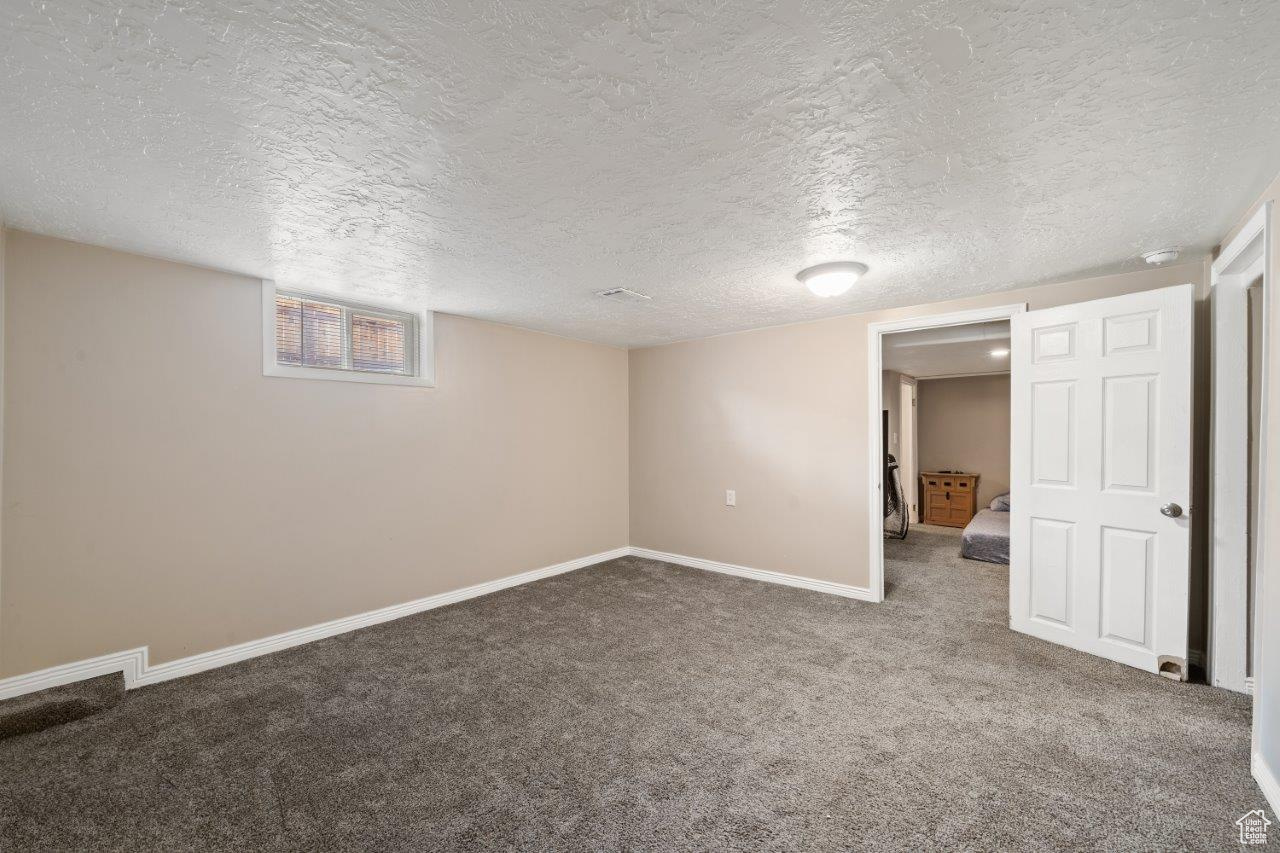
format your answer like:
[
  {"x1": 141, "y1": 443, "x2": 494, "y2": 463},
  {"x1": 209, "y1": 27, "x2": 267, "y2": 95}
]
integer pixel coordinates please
[
  {"x1": 627, "y1": 547, "x2": 877, "y2": 602},
  {"x1": 1254, "y1": 750, "x2": 1280, "y2": 816},
  {"x1": 0, "y1": 547, "x2": 629, "y2": 701},
  {"x1": 0, "y1": 648, "x2": 148, "y2": 702}
]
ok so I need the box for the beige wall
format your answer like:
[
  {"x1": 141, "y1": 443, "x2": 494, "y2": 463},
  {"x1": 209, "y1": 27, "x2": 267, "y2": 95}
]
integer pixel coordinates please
[
  {"x1": 916, "y1": 374, "x2": 1010, "y2": 510},
  {"x1": 0, "y1": 231, "x2": 630, "y2": 677},
  {"x1": 629, "y1": 261, "x2": 1208, "y2": 605},
  {"x1": 0, "y1": 227, "x2": 5, "y2": 647}
]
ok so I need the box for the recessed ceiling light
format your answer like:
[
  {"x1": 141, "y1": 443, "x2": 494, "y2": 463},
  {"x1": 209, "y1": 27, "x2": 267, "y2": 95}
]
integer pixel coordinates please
[
  {"x1": 990, "y1": 348, "x2": 1010, "y2": 358},
  {"x1": 796, "y1": 261, "x2": 869, "y2": 297},
  {"x1": 1142, "y1": 248, "x2": 1180, "y2": 265}
]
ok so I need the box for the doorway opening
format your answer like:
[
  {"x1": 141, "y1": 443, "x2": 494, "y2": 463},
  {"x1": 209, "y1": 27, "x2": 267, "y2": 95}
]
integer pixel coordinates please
[
  {"x1": 879, "y1": 319, "x2": 1014, "y2": 604},
  {"x1": 866, "y1": 305, "x2": 1025, "y2": 602}
]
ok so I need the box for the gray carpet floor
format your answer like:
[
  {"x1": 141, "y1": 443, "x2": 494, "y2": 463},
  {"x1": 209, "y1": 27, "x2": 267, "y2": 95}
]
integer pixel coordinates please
[{"x1": 0, "y1": 525, "x2": 1264, "y2": 850}]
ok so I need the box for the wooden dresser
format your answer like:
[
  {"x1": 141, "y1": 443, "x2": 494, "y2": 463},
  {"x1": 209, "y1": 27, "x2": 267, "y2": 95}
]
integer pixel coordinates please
[{"x1": 920, "y1": 472, "x2": 980, "y2": 528}]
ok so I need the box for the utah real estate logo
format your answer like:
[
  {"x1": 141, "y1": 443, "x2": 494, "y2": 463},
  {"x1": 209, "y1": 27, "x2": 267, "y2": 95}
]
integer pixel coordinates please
[{"x1": 1237, "y1": 809, "x2": 1271, "y2": 845}]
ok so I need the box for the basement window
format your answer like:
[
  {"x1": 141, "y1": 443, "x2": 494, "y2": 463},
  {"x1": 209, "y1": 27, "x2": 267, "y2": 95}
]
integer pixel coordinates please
[{"x1": 261, "y1": 281, "x2": 435, "y2": 387}]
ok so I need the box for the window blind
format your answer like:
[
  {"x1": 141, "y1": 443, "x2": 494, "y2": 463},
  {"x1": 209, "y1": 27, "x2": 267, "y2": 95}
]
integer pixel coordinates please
[{"x1": 274, "y1": 293, "x2": 414, "y2": 376}]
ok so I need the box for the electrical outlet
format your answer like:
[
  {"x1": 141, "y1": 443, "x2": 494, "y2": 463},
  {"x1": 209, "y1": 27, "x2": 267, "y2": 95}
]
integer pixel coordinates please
[{"x1": 725, "y1": 489, "x2": 736, "y2": 507}]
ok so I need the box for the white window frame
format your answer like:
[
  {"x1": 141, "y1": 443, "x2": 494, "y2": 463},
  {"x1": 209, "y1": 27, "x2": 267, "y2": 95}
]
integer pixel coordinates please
[{"x1": 261, "y1": 279, "x2": 436, "y2": 387}]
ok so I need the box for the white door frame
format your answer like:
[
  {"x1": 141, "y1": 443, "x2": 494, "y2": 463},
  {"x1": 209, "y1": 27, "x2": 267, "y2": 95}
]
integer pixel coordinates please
[
  {"x1": 1209, "y1": 202, "x2": 1271, "y2": 693},
  {"x1": 898, "y1": 376, "x2": 918, "y2": 523},
  {"x1": 866, "y1": 303, "x2": 1027, "y2": 602}
]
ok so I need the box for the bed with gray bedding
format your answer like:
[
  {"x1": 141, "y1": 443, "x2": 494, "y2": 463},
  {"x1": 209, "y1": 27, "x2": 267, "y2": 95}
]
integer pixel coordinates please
[{"x1": 960, "y1": 506, "x2": 1010, "y2": 564}]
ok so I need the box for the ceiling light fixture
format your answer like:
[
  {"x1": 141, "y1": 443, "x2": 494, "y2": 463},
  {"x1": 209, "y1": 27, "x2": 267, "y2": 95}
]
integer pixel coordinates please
[
  {"x1": 596, "y1": 287, "x2": 651, "y2": 301},
  {"x1": 796, "y1": 261, "x2": 869, "y2": 297},
  {"x1": 990, "y1": 348, "x2": 1010, "y2": 358},
  {"x1": 1142, "y1": 248, "x2": 1180, "y2": 266}
]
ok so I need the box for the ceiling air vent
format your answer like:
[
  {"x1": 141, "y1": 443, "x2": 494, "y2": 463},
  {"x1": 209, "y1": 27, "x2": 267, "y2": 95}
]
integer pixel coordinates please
[{"x1": 596, "y1": 287, "x2": 652, "y2": 302}]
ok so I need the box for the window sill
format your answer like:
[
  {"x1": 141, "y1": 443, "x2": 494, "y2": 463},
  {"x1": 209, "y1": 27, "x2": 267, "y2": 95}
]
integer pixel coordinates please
[{"x1": 263, "y1": 362, "x2": 436, "y2": 387}]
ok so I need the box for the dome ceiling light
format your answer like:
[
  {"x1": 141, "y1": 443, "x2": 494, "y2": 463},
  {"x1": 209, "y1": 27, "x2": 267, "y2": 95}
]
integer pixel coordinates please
[
  {"x1": 1142, "y1": 248, "x2": 1180, "y2": 266},
  {"x1": 796, "y1": 261, "x2": 869, "y2": 297}
]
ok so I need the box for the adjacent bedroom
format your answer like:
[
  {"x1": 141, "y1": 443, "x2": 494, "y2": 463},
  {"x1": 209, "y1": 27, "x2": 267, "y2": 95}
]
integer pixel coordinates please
[{"x1": 880, "y1": 320, "x2": 1012, "y2": 604}]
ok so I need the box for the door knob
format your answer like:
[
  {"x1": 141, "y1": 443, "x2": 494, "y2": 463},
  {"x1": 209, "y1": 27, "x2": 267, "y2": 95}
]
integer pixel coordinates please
[{"x1": 1160, "y1": 502, "x2": 1183, "y2": 518}]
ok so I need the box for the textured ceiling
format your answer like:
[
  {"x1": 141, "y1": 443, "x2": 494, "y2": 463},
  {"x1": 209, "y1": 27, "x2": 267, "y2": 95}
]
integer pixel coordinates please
[
  {"x1": 3, "y1": 1, "x2": 1280, "y2": 347},
  {"x1": 883, "y1": 320, "x2": 1010, "y2": 377}
]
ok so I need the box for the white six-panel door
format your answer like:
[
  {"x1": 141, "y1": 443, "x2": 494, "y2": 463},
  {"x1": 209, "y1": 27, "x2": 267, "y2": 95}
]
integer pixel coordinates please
[{"x1": 1009, "y1": 284, "x2": 1194, "y2": 677}]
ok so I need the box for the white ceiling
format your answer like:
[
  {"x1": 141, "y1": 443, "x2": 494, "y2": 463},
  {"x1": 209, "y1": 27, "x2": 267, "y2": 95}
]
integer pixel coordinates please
[
  {"x1": 2, "y1": 2, "x2": 1280, "y2": 348},
  {"x1": 883, "y1": 320, "x2": 1010, "y2": 378}
]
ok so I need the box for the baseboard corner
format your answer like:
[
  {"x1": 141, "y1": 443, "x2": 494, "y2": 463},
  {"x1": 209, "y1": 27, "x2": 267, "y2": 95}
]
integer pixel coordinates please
[
  {"x1": 0, "y1": 648, "x2": 147, "y2": 702},
  {"x1": 626, "y1": 546, "x2": 877, "y2": 602}
]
